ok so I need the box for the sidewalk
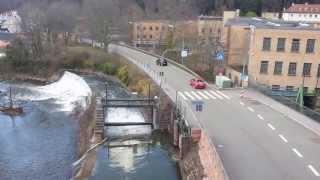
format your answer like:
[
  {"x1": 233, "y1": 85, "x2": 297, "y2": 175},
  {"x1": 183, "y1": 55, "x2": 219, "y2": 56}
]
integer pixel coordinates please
[{"x1": 244, "y1": 88, "x2": 320, "y2": 136}]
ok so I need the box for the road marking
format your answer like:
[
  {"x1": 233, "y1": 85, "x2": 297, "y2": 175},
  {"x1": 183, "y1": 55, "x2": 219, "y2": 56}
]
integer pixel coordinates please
[
  {"x1": 240, "y1": 101, "x2": 245, "y2": 106},
  {"x1": 279, "y1": 134, "x2": 288, "y2": 143},
  {"x1": 209, "y1": 90, "x2": 223, "y2": 100},
  {"x1": 292, "y1": 148, "x2": 303, "y2": 158},
  {"x1": 197, "y1": 91, "x2": 210, "y2": 100},
  {"x1": 178, "y1": 92, "x2": 188, "y2": 100},
  {"x1": 247, "y1": 107, "x2": 255, "y2": 112},
  {"x1": 308, "y1": 165, "x2": 320, "y2": 177},
  {"x1": 257, "y1": 114, "x2": 264, "y2": 120},
  {"x1": 191, "y1": 91, "x2": 202, "y2": 100},
  {"x1": 184, "y1": 92, "x2": 195, "y2": 100},
  {"x1": 267, "y1": 123, "x2": 276, "y2": 131},
  {"x1": 216, "y1": 90, "x2": 231, "y2": 100},
  {"x1": 204, "y1": 91, "x2": 217, "y2": 99}
]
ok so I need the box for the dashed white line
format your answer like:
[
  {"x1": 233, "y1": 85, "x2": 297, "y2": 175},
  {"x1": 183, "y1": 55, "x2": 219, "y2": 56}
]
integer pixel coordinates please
[
  {"x1": 191, "y1": 91, "x2": 203, "y2": 100},
  {"x1": 308, "y1": 165, "x2": 320, "y2": 177},
  {"x1": 178, "y1": 92, "x2": 188, "y2": 100},
  {"x1": 278, "y1": 134, "x2": 288, "y2": 143},
  {"x1": 257, "y1": 114, "x2": 264, "y2": 120},
  {"x1": 184, "y1": 92, "x2": 195, "y2": 100},
  {"x1": 240, "y1": 101, "x2": 245, "y2": 106},
  {"x1": 197, "y1": 91, "x2": 210, "y2": 100},
  {"x1": 216, "y1": 90, "x2": 231, "y2": 100},
  {"x1": 292, "y1": 148, "x2": 303, "y2": 158},
  {"x1": 247, "y1": 107, "x2": 255, "y2": 112},
  {"x1": 267, "y1": 123, "x2": 276, "y2": 131},
  {"x1": 210, "y1": 90, "x2": 223, "y2": 99},
  {"x1": 204, "y1": 91, "x2": 217, "y2": 99}
]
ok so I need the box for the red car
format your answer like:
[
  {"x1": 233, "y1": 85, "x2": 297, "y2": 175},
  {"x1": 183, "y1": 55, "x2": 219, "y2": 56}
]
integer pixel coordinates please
[{"x1": 190, "y1": 78, "x2": 207, "y2": 89}]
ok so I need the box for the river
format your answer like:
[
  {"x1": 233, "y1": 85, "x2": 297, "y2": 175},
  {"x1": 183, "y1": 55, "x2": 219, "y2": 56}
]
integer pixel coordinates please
[{"x1": 0, "y1": 72, "x2": 179, "y2": 180}]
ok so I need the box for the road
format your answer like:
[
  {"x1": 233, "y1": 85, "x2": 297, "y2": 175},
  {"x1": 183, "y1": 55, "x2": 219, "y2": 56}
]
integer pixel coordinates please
[{"x1": 109, "y1": 44, "x2": 320, "y2": 180}]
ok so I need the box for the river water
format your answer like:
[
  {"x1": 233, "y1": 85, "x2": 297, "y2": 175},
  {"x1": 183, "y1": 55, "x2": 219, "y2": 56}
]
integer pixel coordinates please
[{"x1": 0, "y1": 73, "x2": 179, "y2": 180}]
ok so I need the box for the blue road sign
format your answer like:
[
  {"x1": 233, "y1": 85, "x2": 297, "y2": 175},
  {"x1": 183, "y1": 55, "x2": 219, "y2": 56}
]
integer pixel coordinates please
[
  {"x1": 216, "y1": 51, "x2": 224, "y2": 61},
  {"x1": 192, "y1": 101, "x2": 204, "y2": 112}
]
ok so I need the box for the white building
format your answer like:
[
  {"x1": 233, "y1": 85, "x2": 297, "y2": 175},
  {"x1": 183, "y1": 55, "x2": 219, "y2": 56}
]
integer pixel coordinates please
[
  {"x1": 0, "y1": 10, "x2": 21, "y2": 33},
  {"x1": 283, "y1": 3, "x2": 320, "y2": 22}
]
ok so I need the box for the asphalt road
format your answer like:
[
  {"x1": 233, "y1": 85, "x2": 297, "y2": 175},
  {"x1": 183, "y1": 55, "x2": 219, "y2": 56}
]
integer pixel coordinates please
[{"x1": 109, "y1": 44, "x2": 320, "y2": 180}]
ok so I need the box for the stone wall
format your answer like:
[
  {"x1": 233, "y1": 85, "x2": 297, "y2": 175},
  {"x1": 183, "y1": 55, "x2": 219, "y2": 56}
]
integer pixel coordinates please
[{"x1": 198, "y1": 131, "x2": 228, "y2": 180}]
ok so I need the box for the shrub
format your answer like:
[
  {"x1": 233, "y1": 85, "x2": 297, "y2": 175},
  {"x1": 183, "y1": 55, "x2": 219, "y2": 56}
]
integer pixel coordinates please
[{"x1": 116, "y1": 65, "x2": 129, "y2": 86}]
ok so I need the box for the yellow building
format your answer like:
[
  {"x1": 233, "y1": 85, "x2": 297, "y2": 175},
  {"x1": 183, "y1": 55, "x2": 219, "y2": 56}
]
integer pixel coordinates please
[{"x1": 225, "y1": 18, "x2": 320, "y2": 93}]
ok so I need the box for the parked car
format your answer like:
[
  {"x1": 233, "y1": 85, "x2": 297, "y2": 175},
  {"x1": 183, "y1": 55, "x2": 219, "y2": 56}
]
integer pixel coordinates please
[
  {"x1": 190, "y1": 78, "x2": 207, "y2": 89},
  {"x1": 156, "y1": 58, "x2": 168, "y2": 66}
]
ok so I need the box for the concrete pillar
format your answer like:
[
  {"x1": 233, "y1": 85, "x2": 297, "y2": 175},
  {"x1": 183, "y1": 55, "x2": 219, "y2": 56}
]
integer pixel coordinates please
[
  {"x1": 152, "y1": 106, "x2": 158, "y2": 129},
  {"x1": 173, "y1": 120, "x2": 179, "y2": 146}
]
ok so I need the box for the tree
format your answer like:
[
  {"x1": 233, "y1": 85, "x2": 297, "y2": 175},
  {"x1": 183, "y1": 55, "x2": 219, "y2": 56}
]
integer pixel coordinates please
[{"x1": 245, "y1": 11, "x2": 257, "y2": 17}]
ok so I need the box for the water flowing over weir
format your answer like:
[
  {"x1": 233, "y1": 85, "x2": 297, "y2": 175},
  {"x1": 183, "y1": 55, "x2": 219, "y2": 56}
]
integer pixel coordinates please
[
  {"x1": 0, "y1": 72, "x2": 92, "y2": 180},
  {"x1": 80, "y1": 74, "x2": 179, "y2": 180}
]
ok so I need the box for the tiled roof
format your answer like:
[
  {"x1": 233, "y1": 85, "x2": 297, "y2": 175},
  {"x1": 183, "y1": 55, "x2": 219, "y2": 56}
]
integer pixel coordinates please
[{"x1": 285, "y1": 3, "x2": 320, "y2": 13}]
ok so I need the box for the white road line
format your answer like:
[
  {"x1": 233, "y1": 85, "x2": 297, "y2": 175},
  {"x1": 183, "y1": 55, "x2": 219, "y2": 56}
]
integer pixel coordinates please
[
  {"x1": 257, "y1": 114, "x2": 264, "y2": 120},
  {"x1": 308, "y1": 165, "x2": 320, "y2": 177},
  {"x1": 204, "y1": 91, "x2": 217, "y2": 99},
  {"x1": 279, "y1": 134, "x2": 288, "y2": 143},
  {"x1": 216, "y1": 90, "x2": 231, "y2": 100},
  {"x1": 191, "y1": 91, "x2": 203, "y2": 100},
  {"x1": 184, "y1": 92, "x2": 195, "y2": 100},
  {"x1": 210, "y1": 90, "x2": 223, "y2": 100},
  {"x1": 240, "y1": 101, "x2": 245, "y2": 106},
  {"x1": 292, "y1": 148, "x2": 303, "y2": 158},
  {"x1": 197, "y1": 91, "x2": 210, "y2": 100},
  {"x1": 247, "y1": 107, "x2": 255, "y2": 112},
  {"x1": 178, "y1": 92, "x2": 188, "y2": 100},
  {"x1": 267, "y1": 123, "x2": 276, "y2": 131}
]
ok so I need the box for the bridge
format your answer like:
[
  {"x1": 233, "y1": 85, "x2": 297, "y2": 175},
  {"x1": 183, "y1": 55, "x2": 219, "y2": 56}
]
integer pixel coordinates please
[{"x1": 108, "y1": 43, "x2": 320, "y2": 180}]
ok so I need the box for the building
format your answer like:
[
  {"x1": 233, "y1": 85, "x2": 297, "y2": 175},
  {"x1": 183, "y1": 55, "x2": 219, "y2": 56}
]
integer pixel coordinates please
[
  {"x1": 225, "y1": 18, "x2": 320, "y2": 93},
  {"x1": 283, "y1": 3, "x2": 320, "y2": 22},
  {"x1": 198, "y1": 15, "x2": 223, "y2": 45},
  {"x1": 130, "y1": 20, "x2": 171, "y2": 49},
  {"x1": 0, "y1": 10, "x2": 21, "y2": 33}
]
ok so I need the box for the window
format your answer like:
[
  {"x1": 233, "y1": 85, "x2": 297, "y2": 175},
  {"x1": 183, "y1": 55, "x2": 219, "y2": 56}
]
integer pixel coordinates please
[
  {"x1": 209, "y1": 28, "x2": 212, "y2": 33},
  {"x1": 291, "y1": 39, "x2": 300, "y2": 52},
  {"x1": 304, "y1": 87, "x2": 308, "y2": 93},
  {"x1": 137, "y1": 35, "x2": 140, "y2": 39},
  {"x1": 274, "y1": 61, "x2": 283, "y2": 75},
  {"x1": 155, "y1": 26, "x2": 159, "y2": 31},
  {"x1": 272, "y1": 85, "x2": 280, "y2": 90},
  {"x1": 317, "y1": 64, "x2": 320, "y2": 77},
  {"x1": 303, "y1": 63, "x2": 312, "y2": 76},
  {"x1": 277, "y1": 38, "x2": 286, "y2": 52},
  {"x1": 143, "y1": 35, "x2": 146, "y2": 39},
  {"x1": 306, "y1": 39, "x2": 315, "y2": 53},
  {"x1": 262, "y1": 37, "x2": 271, "y2": 51},
  {"x1": 260, "y1": 61, "x2": 269, "y2": 74},
  {"x1": 149, "y1": 26, "x2": 153, "y2": 31},
  {"x1": 316, "y1": 14, "x2": 318, "y2": 18},
  {"x1": 286, "y1": 86, "x2": 294, "y2": 91},
  {"x1": 288, "y1": 62, "x2": 297, "y2": 76},
  {"x1": 143, "y1": 26, "x2": 146, "y2": 30},
  {"x1": 202, "y1": 28, "x2": 205, "y2": 33},
  {"x1": 149, "y1": 35, "x2": 152, "y2": 39}
]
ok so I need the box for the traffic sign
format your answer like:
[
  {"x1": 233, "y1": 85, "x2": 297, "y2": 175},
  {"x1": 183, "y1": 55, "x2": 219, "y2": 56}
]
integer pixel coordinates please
[
  {"x1": 216, "y1": 51, "x2": 224, "y2": 61},
  {"x1": 192, "y1": 101, "x2": 204, "y2": 112},
  {"x1": 181, "y1": 50, "x2": 188, "y2": 58}
]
